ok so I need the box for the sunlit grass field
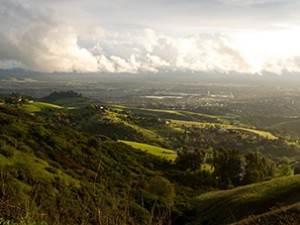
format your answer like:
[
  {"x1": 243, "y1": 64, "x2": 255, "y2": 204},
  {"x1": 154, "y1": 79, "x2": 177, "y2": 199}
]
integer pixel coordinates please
[
  {"x1": 120, "y1": 140, "x2": 177, "y2": 161},
  {"x1": 22, "y1": 102, "x2": 62, "y2": 113}
]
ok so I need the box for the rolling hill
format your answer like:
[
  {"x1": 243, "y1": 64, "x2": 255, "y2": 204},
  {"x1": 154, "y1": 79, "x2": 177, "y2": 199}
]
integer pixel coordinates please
[
  {"x1": 184, "y1": 175, "x2": 300, "y2": 225},
  {"x1": 18, "y1": 97, "x2": 300, "y2": 161}
]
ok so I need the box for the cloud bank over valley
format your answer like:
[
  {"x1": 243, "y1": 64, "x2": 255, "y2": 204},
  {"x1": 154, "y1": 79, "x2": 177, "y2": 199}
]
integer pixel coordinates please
[{"x1": 1, "y1": 0, "x2": 300, "y2": 75}]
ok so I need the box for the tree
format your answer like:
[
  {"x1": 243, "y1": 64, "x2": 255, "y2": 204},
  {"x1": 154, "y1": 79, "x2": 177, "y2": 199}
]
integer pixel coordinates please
[
  {"x1": 243, "y1": 151, "x2": 277, "y2": 184},
  {"x1": 213, "y1": 148, "x2": 243, "y2": 188},
  {"x1": 147, "y1": 176, "x2": 175, "y2": 202},
  {"x1": 175, "y1": 148, "x2": 205, "y2": 171}
]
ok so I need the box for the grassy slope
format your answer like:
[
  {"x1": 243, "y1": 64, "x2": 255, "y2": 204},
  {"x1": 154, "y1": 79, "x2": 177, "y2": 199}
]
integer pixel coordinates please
[
  {"x1": 114, "y1": 105, "x2": 278, "y2": 140},
  {"x1": 187, "y1": 175, "x2": 300, "y2": 225},
  {"x1": 241, "y1": 115, "x2": 300, "y2": 135},
  {"x1": 112, "y1": 105, "x2": 231, "y2": 123},
  {"x1": 232, "y1": 202, "x2": 300, "y2": 225},
  {"x1": 0, "y1": 147, "x2": 79, "y2": 187},
  {"x1": 171, "y1": 120, "x2": 277, "y2": 140},
  {"x1": 120, "y1": 140, "x2": 177, "y2": 161},
  {"x1": 123, "y1": 121, "x2": 165, "y2": 143},
  {"x1": 21, "y1": 102, "x2": 62, "y2": 113},
  {"x1": 270, "y1": 120, "x2": 300, "y2": 134}
]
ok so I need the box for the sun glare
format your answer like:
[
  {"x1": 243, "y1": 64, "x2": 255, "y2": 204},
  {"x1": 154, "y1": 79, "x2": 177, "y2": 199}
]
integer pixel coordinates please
[{"x1": 235, "y1": 29, "x2": 300, "y2": 73}]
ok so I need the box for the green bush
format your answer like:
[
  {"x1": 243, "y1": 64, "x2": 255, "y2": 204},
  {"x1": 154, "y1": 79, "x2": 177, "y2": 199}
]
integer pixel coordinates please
[{"x1": 147, "y1": 176, "x2": 175, "y2": 203}]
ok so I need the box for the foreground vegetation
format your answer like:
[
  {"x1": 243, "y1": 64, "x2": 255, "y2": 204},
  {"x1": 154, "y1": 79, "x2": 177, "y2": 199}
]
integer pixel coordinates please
[{"x1": 0, "y1": 106, "x2": 177, "y2": 224}]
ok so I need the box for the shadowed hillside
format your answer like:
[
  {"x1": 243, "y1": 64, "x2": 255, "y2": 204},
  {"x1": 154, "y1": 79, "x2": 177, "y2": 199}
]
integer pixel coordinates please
[{"x1": 184, "y1": 175, "x2": 300, "y2": 225}]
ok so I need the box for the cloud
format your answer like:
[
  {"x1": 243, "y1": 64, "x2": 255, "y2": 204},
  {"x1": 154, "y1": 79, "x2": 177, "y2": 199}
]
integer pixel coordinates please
[
  {"x1": 0, "y1": 0, "x2": 300, "y2": 75},
  {"x1": 216, "y1": 0, "x2": 284, "y2": 6},
  {"x1": 0, "y1": 0, "x2": 99, "y2": 72},
  {"x1": 261, "y1": 56, "x2": 300, "y2": 74},
  {"x1": 0, "y1": 60, "x2": 25, "y2": 70}
]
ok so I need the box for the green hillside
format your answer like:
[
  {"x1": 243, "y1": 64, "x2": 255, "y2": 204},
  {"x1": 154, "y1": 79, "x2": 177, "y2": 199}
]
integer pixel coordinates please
[
  {"x1": 232, "y1": 202, "x2": 300, "y2": 225},
  {"x1": 241, "y1": 115, "x2": 300, "y2": 136},
  {"x1": 0, "y1": 106, "x2": 176, "y2": 225},
  {"x1": 120, "y1": 140, "x2": 177, "y2": 161},
  {"x1": 270, "y1": 120, "x2": 300, "y2": 135},
  {"x1": 185, "y1": 175, "x2": 300, "y2": 225},
  {"x1": 25, "y1": 99, "x2": 300, "y2": 160}
]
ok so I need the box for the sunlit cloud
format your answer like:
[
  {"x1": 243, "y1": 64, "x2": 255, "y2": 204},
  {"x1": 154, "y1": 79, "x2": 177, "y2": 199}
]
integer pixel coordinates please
[{"x1": 0, "y1": 0, "x2": 300, "y2": 75}]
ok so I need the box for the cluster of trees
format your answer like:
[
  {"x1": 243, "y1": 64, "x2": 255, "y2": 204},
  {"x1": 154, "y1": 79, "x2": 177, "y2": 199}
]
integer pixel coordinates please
[
  {"x1": 175, "y1": 147, "x2": 279, "y2": 188},
  {"x1": 42, "y1": 90, "x2": 83, "y2": 102}
]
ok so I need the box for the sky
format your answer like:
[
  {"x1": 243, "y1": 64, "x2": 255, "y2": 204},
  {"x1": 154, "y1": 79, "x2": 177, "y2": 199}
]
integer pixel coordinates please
[{"x1": 1, "y1": 0, "x2": 300, "y2": 75}]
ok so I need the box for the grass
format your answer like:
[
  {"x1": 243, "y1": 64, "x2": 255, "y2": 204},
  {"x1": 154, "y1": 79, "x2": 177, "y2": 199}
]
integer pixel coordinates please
[
  {"x1": 100, "y1": 109, "x2": 166, "y2": 143},
  {"x1": 231, "y1": 128, "x2": 277, "y2": 140},
  {"x1": 112, "y1": 105, "x2": 227, "y2": 123},
  {"x1": 188, "y1": 175, "x2": 300, "y2": 224},
  {"x1": 170, "y1": 120, "x2": 277, "y2": 140},
  {"x1": 120, "y1": 140, "x2": 177, "y2": 161},
  {"x1": 232, "y1": 201, "x2": 300, "y2": 225},
  {"x1": 22, "y1": 102, "x2": 62, "y2": 113},
  {"x1": 123, "y1": 121, "x2": 165, "y2": 143},
  {"x1": 0, "y1": 147, "x2": 80, "y2": 187}
]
